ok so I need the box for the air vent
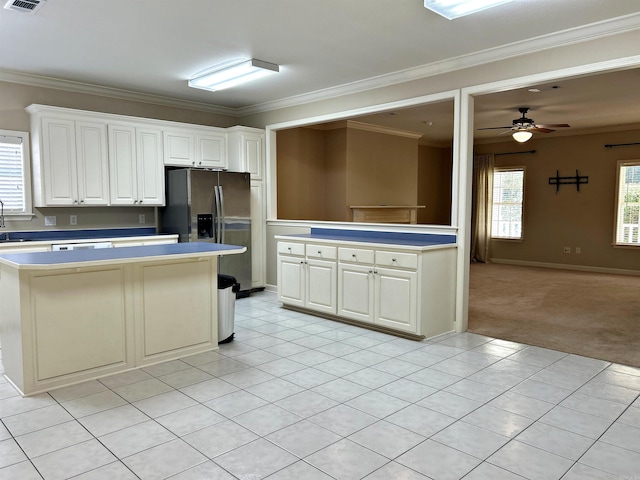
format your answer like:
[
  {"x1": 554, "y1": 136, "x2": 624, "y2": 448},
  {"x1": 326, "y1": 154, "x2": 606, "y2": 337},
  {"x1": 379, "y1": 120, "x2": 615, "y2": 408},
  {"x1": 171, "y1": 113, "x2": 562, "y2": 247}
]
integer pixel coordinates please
[{"x1": 4, "y1": 0, "x2": 46, "y2": 14}]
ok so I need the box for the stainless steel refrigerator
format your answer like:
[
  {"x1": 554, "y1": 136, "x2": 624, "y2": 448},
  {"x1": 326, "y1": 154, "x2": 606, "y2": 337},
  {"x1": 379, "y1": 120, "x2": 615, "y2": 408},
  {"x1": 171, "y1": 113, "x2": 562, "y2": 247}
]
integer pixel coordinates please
[{"x1": 160, "y1": 168, "x2": 252, "y2": 296}]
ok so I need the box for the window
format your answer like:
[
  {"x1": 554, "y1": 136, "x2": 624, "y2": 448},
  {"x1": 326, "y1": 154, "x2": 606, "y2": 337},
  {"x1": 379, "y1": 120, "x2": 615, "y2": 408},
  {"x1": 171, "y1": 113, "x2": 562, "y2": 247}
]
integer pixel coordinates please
[
  {"x1": 614, "y1": 160, "x2": 640, "y2": 246},
  {"x1": 492, "y1": 167, "x2": 524, "y2": 239},
  {"x1": 0, "y1": 130, "x2": 32, "y2": 218}
]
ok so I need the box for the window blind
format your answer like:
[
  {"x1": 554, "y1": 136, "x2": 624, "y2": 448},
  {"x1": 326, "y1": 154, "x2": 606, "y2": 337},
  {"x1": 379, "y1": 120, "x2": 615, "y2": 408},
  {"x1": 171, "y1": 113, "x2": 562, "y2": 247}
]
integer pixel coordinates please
[
  {"x1": 0, "y1": 135, "x2": 26, "y2": 213},
  {"x1": 491, "y1": 168, "x2": 524, "y2": 239},
  {"x1": 615, "y1": 161, "x2": 640, "y2": 245}
]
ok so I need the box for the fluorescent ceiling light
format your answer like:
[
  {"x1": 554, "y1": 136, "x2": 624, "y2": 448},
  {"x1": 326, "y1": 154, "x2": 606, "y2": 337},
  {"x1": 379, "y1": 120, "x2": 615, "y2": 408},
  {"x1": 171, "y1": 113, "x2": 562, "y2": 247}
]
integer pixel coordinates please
[
  {"x1": 512, "y1": 130, "x2": 533, "y2": 143},
  {"x1": 424, "y1": 0, "x2": 514, "y2": 19},
  {"x1": 188, "y1": 59, "x2": 279, "y2": 92}
]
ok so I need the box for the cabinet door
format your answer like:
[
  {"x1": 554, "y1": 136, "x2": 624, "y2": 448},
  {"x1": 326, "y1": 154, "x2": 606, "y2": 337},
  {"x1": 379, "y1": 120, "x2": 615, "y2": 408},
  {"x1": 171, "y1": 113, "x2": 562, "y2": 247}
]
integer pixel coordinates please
[
  {"x1": 40, "y1": 117, "x2": 78, "y2": 205},
  {"x1": 242, "y1": 133, "x2": 263, "y2": 179},
  {"x1": 196, "y1": 133, "x2": 227, "y2": 169},
  {"x1": 306, "y1": 259, "x2": 337, "y2": 314},
  {"x1": 163, "y1": 130, "x2": 194, "y2": 166},
  {"x1": 108, "y1": 124, "x2": 138, "y2": 205},
  {"x1": 136, "y1": 127, "x2": 165, "y2": 206},
  {"x1": 250, "y1": 181, "x2": 265, "y2": 288},
  {"x1": 75, "y1": 121, "x2": 109, "y2": 205},
  {"x1": 375, "y1": 267, "x2": 418, "y2": 333},
  {"x1": 277, "y1": 255, "x2": 305, "y2": 307},
  {"x1": 337, "y1": 263, "x2": 374, "y2": 323}
]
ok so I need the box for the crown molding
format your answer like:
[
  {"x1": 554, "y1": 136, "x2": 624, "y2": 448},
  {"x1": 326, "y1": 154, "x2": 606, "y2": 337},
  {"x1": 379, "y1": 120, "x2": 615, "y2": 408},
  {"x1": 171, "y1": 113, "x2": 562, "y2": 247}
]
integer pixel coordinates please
[
  {"x1": 346, "y1": 120, "x2": 423, "y2": 139},
  {"x1": 0, "y1": 69, "x2": 238, "y2": 117},
  {"x1": 1, "y1": 12, "x2": 639, "y2": 117},
  {"x1": 237, "y1": 12, "x2": 640, "y2": 116}
]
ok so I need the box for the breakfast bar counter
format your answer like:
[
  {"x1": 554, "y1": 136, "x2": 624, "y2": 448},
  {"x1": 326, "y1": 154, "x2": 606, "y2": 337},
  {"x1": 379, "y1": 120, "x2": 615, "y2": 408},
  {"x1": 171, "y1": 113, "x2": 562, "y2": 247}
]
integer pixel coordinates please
[{"x1": 0, "y1": 242, "x2": 245, "y2": 396}]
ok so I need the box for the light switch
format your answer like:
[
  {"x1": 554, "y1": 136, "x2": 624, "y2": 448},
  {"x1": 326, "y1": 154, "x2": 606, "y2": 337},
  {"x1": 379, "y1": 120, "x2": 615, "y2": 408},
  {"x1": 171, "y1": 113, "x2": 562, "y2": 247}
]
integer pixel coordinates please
[{"x1": 44, "y1": 216, "x2": 57, "y2": 226}]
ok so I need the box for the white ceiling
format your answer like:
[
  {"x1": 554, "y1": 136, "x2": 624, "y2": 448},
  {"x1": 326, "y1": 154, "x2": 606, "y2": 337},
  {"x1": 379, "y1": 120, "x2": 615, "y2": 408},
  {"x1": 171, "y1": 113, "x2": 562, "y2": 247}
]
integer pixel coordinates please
[{"x1": 1, "y1": 0, "x2": 639, "y2": 141}]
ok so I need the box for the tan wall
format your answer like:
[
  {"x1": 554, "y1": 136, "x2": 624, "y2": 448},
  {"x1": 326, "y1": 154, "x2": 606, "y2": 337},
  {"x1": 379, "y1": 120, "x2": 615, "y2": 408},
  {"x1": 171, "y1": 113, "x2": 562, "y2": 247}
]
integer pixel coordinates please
[
  {"x1": 276, "y1": 126, "x2": 429, "y2": 223},
  {"x1": 474, "y1": 129, "x2": 640, "y2": 271},
  {"x1": 276, "y1": 127, "x2": 328, "y2": 221},
  {"x1": 324, "y1": 128, "x2": 348, "y2": 221},
  {"x1": 418, "y1": 145, "x2": 453, "y2": 225},
  {"x1": 345, "y1": 129, "x2": 418, "y2": 215},
  {"x1": 0, "y1": 81, "x2": 237, "y2": 233}
]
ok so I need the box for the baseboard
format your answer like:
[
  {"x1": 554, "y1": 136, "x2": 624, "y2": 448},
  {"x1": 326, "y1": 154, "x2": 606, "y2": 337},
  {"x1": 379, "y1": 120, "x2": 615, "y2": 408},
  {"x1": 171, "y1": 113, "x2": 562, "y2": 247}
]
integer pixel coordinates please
[
  {"x1": 488, "y1": 258, "x2": 640, "y2": 276},
  {"x1": 264, "y1": 284, "x2": 278, "y2": 294}
]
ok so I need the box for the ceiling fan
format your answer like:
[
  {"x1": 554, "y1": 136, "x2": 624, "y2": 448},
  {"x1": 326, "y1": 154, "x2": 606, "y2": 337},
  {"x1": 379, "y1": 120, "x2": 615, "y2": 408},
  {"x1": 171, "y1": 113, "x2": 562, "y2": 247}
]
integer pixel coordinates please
[{"x1": 479, "y1": 107, "x2": 571, "y2": 142}]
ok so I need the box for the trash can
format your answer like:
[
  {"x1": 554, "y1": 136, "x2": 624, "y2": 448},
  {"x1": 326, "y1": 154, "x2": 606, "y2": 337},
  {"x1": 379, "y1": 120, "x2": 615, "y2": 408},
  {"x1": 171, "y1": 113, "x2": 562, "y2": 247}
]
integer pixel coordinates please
[{"x1": 218, "y1": 274, "x2": 240, "y2": 344}]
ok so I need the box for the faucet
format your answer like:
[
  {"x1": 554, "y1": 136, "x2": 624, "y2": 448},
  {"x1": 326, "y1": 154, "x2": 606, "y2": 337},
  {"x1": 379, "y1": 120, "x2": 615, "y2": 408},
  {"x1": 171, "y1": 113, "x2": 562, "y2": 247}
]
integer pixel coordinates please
[{"x1": 0, "y1": 198, "x2": 5, "y2": 229}]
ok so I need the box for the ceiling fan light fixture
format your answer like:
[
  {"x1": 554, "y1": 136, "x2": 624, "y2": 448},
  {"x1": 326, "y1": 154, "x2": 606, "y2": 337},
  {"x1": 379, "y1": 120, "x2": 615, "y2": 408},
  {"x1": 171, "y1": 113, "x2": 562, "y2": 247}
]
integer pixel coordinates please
[
  {"x1": 423, "y1": 0, "x2": 515, "y2": 20},
  {"x1": 512, "y1": 130, "x2": 533, "y2": 143},
  {"x1": 188, "y1": 58, "x2": 279, "y2": 92}
]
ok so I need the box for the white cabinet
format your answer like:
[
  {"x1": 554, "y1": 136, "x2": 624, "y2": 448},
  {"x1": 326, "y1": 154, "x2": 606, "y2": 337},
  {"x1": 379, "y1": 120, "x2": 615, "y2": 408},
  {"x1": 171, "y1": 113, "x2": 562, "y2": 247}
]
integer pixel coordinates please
[
  {"x1": 277, "y1": 242, "x2": 337, "y2": 315},
  {"x1": 337, "y1": 247, "x2": 417, "y2": 333},
  {"x1": 164, "y1": 128, "x2": 227, "y2": 169},
  {"x1": 196, "y1": 132, "x2": 227, "y2": 169},
  {"x1": 250, "y1": 180, "x2": 266, "y2": 288},
  {"x1": 276, "y1": 236, "x2": 456, "y2": 339},
  {"x1": 229, "y1": 127, "x2": 267, "y2": 288},
  {"x1": 227, "y1": 127, "x2": 264, "y2": 179},
  {"x1": 31, "y1": 114, "x2": 110, "y2": 207},
  {"x1": 163, "y1": 129, "x2": 194, "y2": 166},
  {"x1": 375, "y1": 267, "x2": 418, "y2": 333},
  {"x1": 108, "y1": 124, "x2": 164, "y2": 206}
]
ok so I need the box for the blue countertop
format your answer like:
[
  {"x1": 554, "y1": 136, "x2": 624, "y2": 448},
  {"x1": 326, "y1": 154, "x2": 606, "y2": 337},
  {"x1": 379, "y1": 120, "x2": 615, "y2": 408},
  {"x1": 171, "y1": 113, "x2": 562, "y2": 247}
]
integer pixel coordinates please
[
  {"x1": 279, "y1": 228, "x2": 456, "y2": 248},
  {"x1": 0, "y1": 242, "x2": 245, "y2": 269},
  {"x1": 0, "y1": 227, "x2": 160, "y2": 243}
]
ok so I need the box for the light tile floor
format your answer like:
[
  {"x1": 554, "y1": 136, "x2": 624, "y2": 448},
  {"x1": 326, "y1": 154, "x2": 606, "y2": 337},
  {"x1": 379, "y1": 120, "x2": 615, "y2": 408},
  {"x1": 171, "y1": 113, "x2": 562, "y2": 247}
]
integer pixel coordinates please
[{"x1": 1, "y1": 291, "x2": 640, "y2": 479}]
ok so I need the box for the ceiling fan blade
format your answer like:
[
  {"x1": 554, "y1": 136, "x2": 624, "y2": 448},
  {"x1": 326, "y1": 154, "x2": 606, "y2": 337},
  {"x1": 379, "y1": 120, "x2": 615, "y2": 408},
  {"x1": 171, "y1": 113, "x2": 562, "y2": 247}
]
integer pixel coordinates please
[
  {"x1": 530, "y1": 127, "x2": 554, "y2": 133},
  {"x1": 535, "y1": 123, "x2": 571, "y2": 128},
  {"x1": 477, "y1": 126, "x2": 512, "y2": 130}
]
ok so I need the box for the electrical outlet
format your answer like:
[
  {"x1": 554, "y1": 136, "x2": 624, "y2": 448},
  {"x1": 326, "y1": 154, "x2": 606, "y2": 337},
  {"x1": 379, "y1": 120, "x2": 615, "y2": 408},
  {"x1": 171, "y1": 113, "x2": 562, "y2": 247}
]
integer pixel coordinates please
[
  {"x1": 138, "y1": 214, "x2": 145, "y2": 224},
  {"x1": 563, "y1": 246, "x2": 571, "y2": 254},
  {"x1": 44, "y1": 216, "x2": 56, "y2": 227},
  {"x1": 575, "y1": 247, "x2": 581, "y2": 254},
  {"x1": 70, "y1": 215, "x2": 77, "y2": 226}
]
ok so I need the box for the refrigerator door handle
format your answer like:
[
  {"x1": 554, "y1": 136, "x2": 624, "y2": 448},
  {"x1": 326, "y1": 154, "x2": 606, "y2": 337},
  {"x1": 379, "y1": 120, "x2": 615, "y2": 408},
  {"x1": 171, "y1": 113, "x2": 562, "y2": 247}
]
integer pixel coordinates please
[
  {"x1": 213, "y1": 186, "x2": 222, "y2": 243},
  {"x1": 219, "y1": 185, "x2": 226, "y2": 244}
]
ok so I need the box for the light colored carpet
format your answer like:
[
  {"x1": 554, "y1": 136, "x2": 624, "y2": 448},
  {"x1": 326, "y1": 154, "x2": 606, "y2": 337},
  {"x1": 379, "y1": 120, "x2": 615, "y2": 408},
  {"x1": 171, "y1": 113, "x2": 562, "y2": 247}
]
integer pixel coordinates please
[{"x1": 468, "y1": 263, "x2": 640, "y2": 368}]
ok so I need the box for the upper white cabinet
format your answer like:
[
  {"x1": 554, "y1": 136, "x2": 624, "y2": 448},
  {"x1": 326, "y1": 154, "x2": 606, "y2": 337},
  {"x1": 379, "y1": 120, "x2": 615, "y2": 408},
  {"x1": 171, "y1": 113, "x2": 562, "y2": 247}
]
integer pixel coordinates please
[
  {"x1": 108, "y1": 123, "x2": 164, "y2": 206},
  {"x1": 163, "y1": 129, "x2": 194, "y2": 167},
  {"x1": 164, "y1": 127, "x2": 227, "y2": 169},
  {"x1": 29, "y1": 109, "x2": 110, "y2": 207},
  {"x1": 196, "y1": 131, "x2": 227, "y2": 169},
  {"x1": 227, "y1": 127, "x2": 264, "y2": 179}
]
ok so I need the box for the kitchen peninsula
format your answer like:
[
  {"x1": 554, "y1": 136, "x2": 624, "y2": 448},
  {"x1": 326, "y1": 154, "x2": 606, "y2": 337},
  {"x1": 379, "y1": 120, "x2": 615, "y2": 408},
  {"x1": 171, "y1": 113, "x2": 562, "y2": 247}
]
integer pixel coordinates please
[
  {"x1": 0, "y1": 242, "x2": 244, "y2": 396},
  {"x1": 277, "y1": 229, "x2": 456, "y2": 340}
]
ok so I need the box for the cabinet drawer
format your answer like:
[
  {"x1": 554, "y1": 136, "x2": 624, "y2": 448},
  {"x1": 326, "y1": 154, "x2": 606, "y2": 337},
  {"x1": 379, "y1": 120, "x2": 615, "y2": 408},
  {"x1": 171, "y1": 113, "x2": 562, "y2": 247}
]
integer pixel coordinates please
[
  {"x1": 338, "y1": 247, "x2": 374, "y2": 265},
  {"x1": 376, "y1": 250, "x2": 418, "y2": 269},
  {"x1": 278, "y1": 241, "x2": 305, "y2": 256},
  {"x1": 306, "y1": 244, "x2": 337, "y2": 260}
]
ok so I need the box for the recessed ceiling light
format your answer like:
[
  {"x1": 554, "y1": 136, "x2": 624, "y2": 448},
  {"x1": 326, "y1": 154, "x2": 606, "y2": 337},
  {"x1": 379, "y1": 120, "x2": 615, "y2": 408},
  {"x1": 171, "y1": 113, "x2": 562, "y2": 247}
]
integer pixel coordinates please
[
  {"x1": 423, "y1": 0, "x2": 515, "y2": 20},
  {"x1": 528, "y1": 88, "x2": 541, "y2": 93}
]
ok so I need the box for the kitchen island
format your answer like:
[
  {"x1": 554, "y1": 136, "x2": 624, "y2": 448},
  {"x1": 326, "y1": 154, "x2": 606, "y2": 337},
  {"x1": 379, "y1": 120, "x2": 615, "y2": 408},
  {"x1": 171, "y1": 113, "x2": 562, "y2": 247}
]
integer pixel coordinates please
[{"x1": 0, "y1": 242, "x2": 245, "y2": 396}]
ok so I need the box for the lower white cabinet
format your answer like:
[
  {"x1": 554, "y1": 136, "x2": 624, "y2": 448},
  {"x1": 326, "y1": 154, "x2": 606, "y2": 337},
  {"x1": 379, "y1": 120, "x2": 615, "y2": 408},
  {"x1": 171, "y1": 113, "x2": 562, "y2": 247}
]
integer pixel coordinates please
[
  {"x1": 337, "y1": 249, "x2": 418, "y2": 333},
  {"x1": 277, "y1": 237, "x2": 455, "y2": 338},
  {"x1": 277, "y1": 242, "x2": 337, "y2": 315}
]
